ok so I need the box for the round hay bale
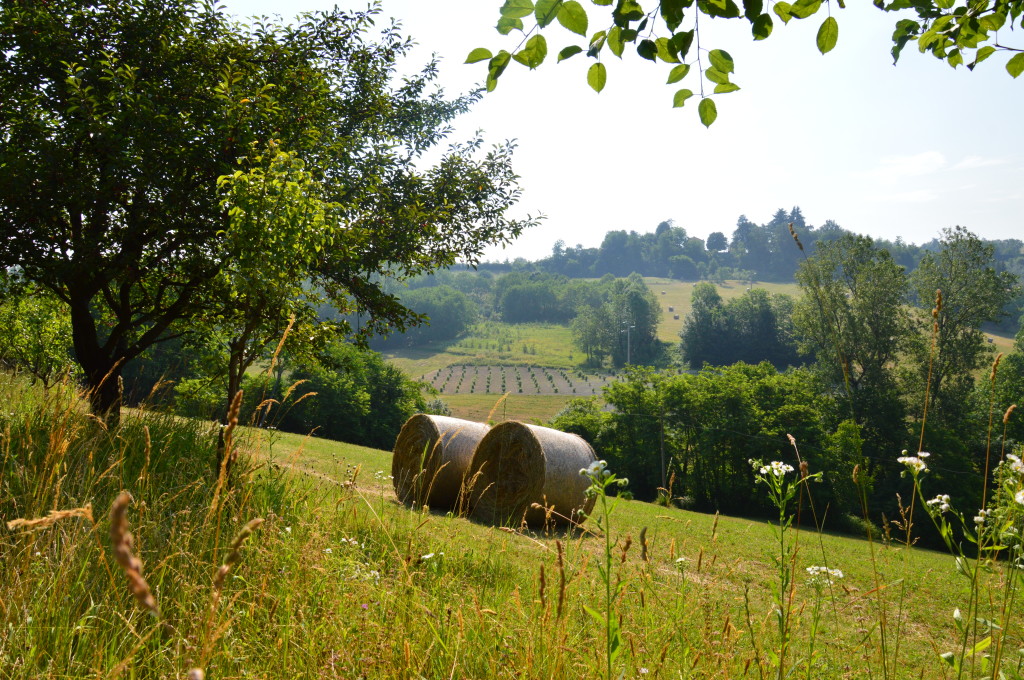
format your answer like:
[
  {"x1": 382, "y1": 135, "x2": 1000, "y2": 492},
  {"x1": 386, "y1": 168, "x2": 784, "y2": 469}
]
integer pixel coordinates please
[
  {"x1": 391, "y1": 414, "x2": 490, "y2": 511},
  {"x1": 467, "y1": 421, "x2": 596, "y2": 527}
]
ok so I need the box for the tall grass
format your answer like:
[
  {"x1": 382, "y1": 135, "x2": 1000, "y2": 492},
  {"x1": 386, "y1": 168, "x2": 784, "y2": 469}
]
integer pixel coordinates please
[{"x1": 2, "y1": 370, "x2": 1023, "y2": 678}]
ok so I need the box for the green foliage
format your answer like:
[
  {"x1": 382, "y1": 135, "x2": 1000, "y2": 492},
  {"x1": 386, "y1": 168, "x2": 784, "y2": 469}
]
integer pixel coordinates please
[
  {"x1": 373, "y1": 286, "x2": 478, "y2": 348},
  {"x1": 279, "y1": 342, "x2": 425, "y2": 450},
  {"x1": 680, "y1": 284, "x2": 804, "y2": 369},
  {"x1": 472, "y1": 1, "x2": 1023, "y2": 124},
  {"x1": 0, "y1": 0, "x2": 532, "y2": 421},
  {"x1": 906, "y1": 226, "x2": 1021, "y2": 435},
  {"x1": 794, "y1": 234, "x2": 910, "y2": 465},
  {"x1": 0, "y1": 279, "x2": 77, "y2": 387}
]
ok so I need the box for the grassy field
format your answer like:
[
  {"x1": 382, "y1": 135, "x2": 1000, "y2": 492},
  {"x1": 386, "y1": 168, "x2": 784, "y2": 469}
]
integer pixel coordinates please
[
  {"x1": 4, "y1": 376, "x2": 1022, "y2": 679},
  {"x1": 385, "y1": 321, "x2": 579, "y2": 378}
]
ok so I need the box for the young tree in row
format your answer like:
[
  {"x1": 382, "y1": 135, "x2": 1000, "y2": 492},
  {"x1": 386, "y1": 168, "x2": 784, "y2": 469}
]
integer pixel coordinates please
[{"x1": 0, "y1": 0, "x2": 532, "y2": 423}]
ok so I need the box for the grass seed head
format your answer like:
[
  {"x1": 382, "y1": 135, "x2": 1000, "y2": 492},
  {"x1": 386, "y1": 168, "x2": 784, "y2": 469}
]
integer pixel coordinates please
[{"x1": 109, "y1": 491, "x2": 158, "y2": 617}]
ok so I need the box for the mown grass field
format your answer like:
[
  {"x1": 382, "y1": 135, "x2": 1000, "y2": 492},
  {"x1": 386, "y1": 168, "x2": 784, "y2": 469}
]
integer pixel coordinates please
[{"x1": 3, "y1": 376, "x2": 1021, "y2": 679}]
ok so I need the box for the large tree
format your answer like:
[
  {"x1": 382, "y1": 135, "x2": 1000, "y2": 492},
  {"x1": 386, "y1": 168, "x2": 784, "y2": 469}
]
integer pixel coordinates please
[
  {"x1": 0, "y1": 0, "x2": 532, "y2": 421},
  {"x1": 908, "y1": 226, "x2": 1020, "y2": 434},
  {"x1": 793, "y1": 234, "x2": 910, "y2": 456},
  {"x1": 471, "y1": 0, "x2": 1024, "y2": 125}
]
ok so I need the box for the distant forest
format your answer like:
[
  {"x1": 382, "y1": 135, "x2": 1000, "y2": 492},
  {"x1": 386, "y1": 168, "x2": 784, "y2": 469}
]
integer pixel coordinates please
[{"x1": 475, "y1": 207, "x2": 1024, "y2": 333}]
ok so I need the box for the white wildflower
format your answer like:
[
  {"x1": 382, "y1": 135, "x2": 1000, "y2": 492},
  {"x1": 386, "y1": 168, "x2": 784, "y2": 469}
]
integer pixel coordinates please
[
  {"x1": 974, "y1": 509, "x2": 989, "y2": 526},
  {"x1": 323, "y1": 548, "x2": 333, "y2": 554},
  {"x1": 1015, "y1": 490, "x2": 1024, "y2": 506},
  {"x1": 926, "y1": 494, "x2": 952, "y2": 513},
  {"x1": 897, "y1": 450, "x2": 928, "y2": 474},
  {"x1": 806, "y1": 565, "x2": 844, "y2": 585}
]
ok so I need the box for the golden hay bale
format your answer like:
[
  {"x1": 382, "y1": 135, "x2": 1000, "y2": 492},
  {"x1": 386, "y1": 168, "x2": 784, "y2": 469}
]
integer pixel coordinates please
[
  {"x1": 391, "y1": 414, "x2": 490, "y2": 511},
  {"x1": 466, "y1": 421, "x2": 596, "y2": 527}
]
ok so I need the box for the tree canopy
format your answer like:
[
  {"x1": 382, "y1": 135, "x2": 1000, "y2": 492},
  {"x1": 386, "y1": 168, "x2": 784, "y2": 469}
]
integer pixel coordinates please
[
  {"x1": 472, "y1": 0, "x2": 1023, "y2": 125},
  {"x1": 0, "y1": 0, "x2": 533, "y2": 419}
]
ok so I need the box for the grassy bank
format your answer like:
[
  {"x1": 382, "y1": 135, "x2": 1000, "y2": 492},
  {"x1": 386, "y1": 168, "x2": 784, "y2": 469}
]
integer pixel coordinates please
[{"x1": 2, "y1": 375, "x2": 1022, "y2": 678}]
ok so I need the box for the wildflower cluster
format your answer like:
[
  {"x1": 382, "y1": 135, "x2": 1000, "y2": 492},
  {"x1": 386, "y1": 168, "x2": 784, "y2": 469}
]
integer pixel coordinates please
[
  {"x1": 897, "y1": 450, "x2": 930, "y2": 476},
  {"x1": 757, "y1": 460, "x2": 795, "y2": 478},
  {"x1": 805, "y1": 565, "x2": 844, "y2": 587},
  {"x1": 580, "y1": 459, "x2": 628, "y2": 497},
  {"x1": 926, "y1": 494, "x2": 952, "y2": 514}
]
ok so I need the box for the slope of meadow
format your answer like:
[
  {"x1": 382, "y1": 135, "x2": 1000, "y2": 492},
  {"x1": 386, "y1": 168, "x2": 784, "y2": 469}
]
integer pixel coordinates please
[{"x1": 3, "y1": 375, "x2": 1019, "y2": 679}]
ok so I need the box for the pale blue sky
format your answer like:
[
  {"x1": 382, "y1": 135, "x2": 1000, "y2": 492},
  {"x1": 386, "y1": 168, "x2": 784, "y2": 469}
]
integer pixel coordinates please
[{"x1": 229, "y1": 1, "x2": 1023, "y2": 261}]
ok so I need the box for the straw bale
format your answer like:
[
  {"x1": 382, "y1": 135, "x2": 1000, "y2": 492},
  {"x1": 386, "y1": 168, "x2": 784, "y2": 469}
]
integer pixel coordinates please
[
  {"x1": 467, "y1": 421, "x2": 596, "y2": 527},
  {"x1": 391, "y1": 414, "x2": 490, "y2": 511}
]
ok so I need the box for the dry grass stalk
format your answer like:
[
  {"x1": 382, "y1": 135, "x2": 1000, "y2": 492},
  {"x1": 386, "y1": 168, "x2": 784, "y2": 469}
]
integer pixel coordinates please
[
  {"x1": 6, "y1": 504, "x2": 93, "y2": 532},
  {"x1": 266, "y1": 314, "x2": 296, "y2": 378},
  {"x1": 991, "y1": 353, "x2": 1004, "y2": 384},
  {"x1": 210, "y1": 389, "x2": 244, "y2": 518},
  {"x1": 1005, "y1": 404, "x2": 1017, "y2": 425},
  {"x1": 109, "y1": 491, "x2": 158, "y2": 616},
  {"x1": 787, "y1": 223, "x2": 803, "y2": 251},
  {"x1": 212, "y1": 518, "x2": 264, "y2": 599}
]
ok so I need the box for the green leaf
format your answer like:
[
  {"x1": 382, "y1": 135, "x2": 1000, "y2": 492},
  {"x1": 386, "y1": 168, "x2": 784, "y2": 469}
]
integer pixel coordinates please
[
  {"x1": 669, "y1": 30, "x2": 695, "y2": 59},
  {"x1": 702, "y1": 0, "x2": 741, "y2": 18},
  {"x1": 500, "y1": 0, "x2": 535, "y2": 19},
  {"x1": 752, "y1": 13, "x2": 773, "y2": 40},
  {"x1": 666, "y1": 63, "x2": 690, "y2": 83},
  {"x1": 557, "y1": 1, "x2": 589, "y2": 35},
  {"x1": 608, "y1": 26, "x2": 625, "y2": 57},
  {"x1": 698, "y1": 97, "x2": 718, "y2": 127},
  {"x1": 535, "y1": 0, "x2": 561, "y2": 26},
  {"x1": 714, "y1": 82, "x2": 740, "y2": 93},
  {"x1": 890, "y1": 18, "x2": 919, "y2": 63},
  {"x1": 587, "y1": 30, "x2": 607, "y2": 57},
  {"x1": 774, "y1": 1, "x2": 792, "y2": 23},
  {"x1": 637, "y1": 39, "x2": 657, "y2": 61},
  {"x1": 1008, "y1": 52, "x2": 1024, "y2": 78},
  {"x1": 465, "y1": 48, "x2": 493, "y2": 64},
  {"x1": 557, "y1": 45, "x2": 583, "y2": 62},
  {"x1": 512, "y1": 34, "x2": 548, "y2": 69},
  {"x1": 816, "y1": 16, "x2": 838, "y2": 54},
  {"x1": 486, "y1": 51, "x2": 511, "y2": 91},
  {"x1": 672, "y1": 88, "x2": 693, "y2": 107},
  {"x1": 592, "y1": 0, "x2": 612, "y2": 4},
  {"x1": 968, "y1": 45, "x2": 996, "y2": 70},
  {"x1": 661, "y1": 0, "x2": 686, "y2": 31},
  {"x1": 497, "y1": 16, "x2": 525, "y2": 34},
  {"x1": 587, "y1": 62, "x2": 607, "y2": 92},
  {"x1": 582, "y1": 605, "x2": 606, "y2": 626},
  {"x1": 704, "y1": 67, "x2": 729, "y2": 84},
  {"x1": 708, "y1": 49, "x2": 734, "y2": 73},
  {"x1": 612, "y1": 0, "x2": 645, "y2": 26},
  {"x1": 742, "y1": 0, "x2": 763, "y2": 21},
  {"x1": 655, "y1": 37, "x2": 680, "y2": 63},
  {"x1": 789, "y1": 0, "x2": 822, "y2": 19}
]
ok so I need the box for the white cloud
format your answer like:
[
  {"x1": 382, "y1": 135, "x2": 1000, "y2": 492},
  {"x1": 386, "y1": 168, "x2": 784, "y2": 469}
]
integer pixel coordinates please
[
  {"x1": 858, "y1": 151, "x2": 947, "y2": 182},
  {"x1": 866, "y1": 189, "x2": 938, "y2": 203},
  {"x1": 951, "y1": 155, "x2": 1010, "y2": 170}
]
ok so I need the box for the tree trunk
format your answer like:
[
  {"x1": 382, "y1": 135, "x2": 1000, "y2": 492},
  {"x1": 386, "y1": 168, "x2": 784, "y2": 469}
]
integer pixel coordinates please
[{"x1": 69, "y1": 294, "x2": 123, "y2": 427}]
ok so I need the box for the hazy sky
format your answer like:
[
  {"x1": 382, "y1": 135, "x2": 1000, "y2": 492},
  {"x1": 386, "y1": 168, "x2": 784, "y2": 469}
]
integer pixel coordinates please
[{"x1": 229, "y1": 1, "x2": 1023, "y2": 261}]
